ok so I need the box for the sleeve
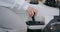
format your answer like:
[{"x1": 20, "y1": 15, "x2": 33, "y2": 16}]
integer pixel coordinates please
[{"x1": 13, "y1": 0, "x2": 30, "y2": 11}]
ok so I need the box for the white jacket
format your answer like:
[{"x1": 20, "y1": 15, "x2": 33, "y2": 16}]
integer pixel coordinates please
[
  {"x1": 0, "y1": 0, "x2": 29, "y2": 11},
  {"x1": 0, "y1": 0, "x2": 29, "y2": 32}
]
